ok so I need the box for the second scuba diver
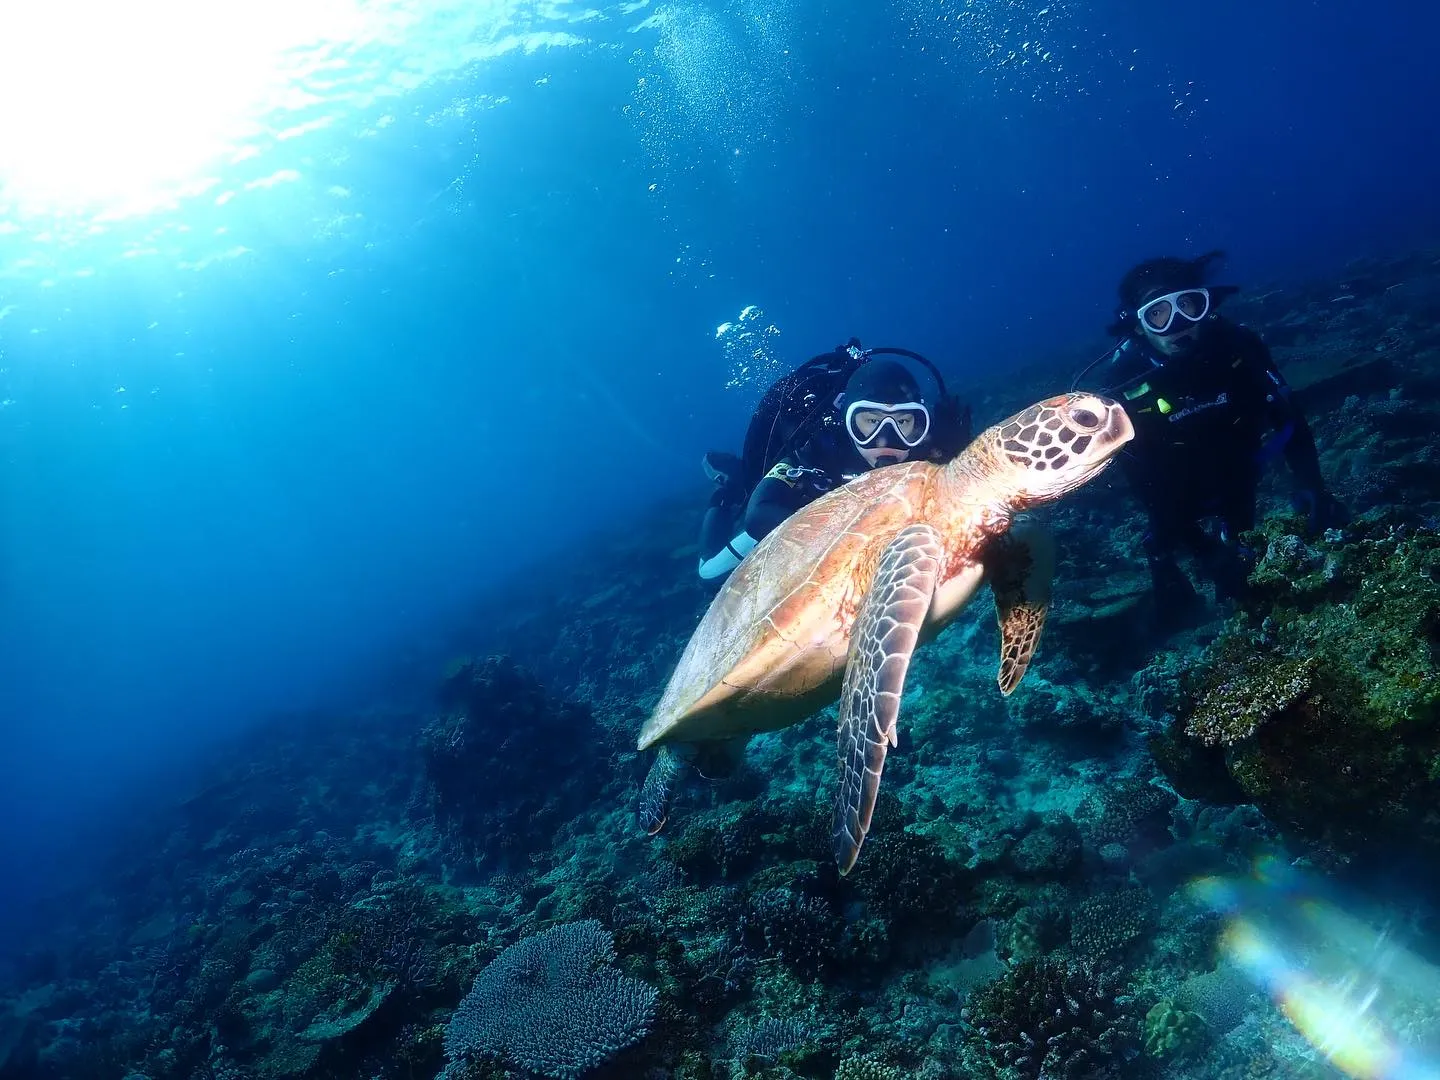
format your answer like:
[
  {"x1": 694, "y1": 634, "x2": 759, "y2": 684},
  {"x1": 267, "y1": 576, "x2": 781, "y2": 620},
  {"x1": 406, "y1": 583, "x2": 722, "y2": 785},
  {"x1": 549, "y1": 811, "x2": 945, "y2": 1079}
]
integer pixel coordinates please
[
  {"x1": 697, "y1": 340, "x2": 972, "y2": 582},
  {"x1": 1080, "y1": 250, "x2": 1346, "y2": 624}
]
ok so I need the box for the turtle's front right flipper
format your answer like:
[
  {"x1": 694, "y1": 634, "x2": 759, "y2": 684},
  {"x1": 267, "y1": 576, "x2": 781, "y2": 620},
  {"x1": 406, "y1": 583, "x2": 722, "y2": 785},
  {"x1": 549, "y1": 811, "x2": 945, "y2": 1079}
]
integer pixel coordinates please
[
  {"x1": 986, "y1": 517, "x2": 1056, "y2": 696},
  {"x1": 638, "y1": 746, "x2": 684, "y2": 835},
  {"x1": 832, "y1": 524, "x2": 943, "y2": 875}
]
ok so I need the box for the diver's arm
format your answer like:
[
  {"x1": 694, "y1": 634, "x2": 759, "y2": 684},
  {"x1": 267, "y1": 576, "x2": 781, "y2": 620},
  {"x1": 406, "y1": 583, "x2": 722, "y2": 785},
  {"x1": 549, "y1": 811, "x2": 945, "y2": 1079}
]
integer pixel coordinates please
[
  {"x1": 743, "y1": 469, "x2": 808, "y2": 542},
  {"x1": 697, "y1": 470, "x2": 806, "y2": 581},
  {"x1": 697, "y1": 489, "x2": 754, "y2": 581},
  {"x1": 1240, "y1": 333, "x2": 1326, "y2": 491}
]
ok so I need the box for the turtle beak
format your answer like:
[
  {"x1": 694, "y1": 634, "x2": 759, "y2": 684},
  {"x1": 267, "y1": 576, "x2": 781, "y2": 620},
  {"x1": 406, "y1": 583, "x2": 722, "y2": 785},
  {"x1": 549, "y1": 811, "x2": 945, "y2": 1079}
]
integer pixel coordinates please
[{"x1": 1104, "y1": 399, "x2": 1135, "y2": 448}]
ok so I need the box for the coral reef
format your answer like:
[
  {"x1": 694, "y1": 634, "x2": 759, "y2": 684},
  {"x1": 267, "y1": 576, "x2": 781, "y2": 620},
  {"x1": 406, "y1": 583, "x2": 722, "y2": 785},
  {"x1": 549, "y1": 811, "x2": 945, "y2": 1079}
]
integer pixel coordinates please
[
  {"x1": 7, "y1": 250, "x2": 1440, "y2": 1079},
  {"x1": 1183, "y1": 655, "x2": 1319, "y2": 748},
  {"x1": 439, "y1": 920, "x2": 656, "y2": 1079},
  {"x1": 834, "y1": 1057, "x2": 904, "y2": 1080},
  {"x1": 738, "y1": 887, "x2": 838, "y2": 978},
  {"x1": 421, "y1": 656, "x2": 623, "y2": 873},
  {"x1": 963, "y1": 956, "x2": 1139, "y2": 1078},
  {"x1": 1148, "y1": 511, "x2": 1440, "y2": 856},
  {"x1": 1077, "y1": 776, "x2": 1177, "y2": 851}
]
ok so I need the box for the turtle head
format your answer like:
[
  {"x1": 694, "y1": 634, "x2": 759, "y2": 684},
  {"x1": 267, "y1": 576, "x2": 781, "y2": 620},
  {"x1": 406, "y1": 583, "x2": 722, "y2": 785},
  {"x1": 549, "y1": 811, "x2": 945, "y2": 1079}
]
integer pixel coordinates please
[{"x1": 981, "y1": 392, "x2": 1133, "y2": 511}]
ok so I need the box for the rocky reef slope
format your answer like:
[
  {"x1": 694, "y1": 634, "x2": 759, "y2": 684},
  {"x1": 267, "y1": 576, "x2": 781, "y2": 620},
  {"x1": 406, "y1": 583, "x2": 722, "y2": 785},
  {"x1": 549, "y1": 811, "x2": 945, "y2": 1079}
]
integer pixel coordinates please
[{"x1": 5, "y1": 251, "x2": 1440, "y2": 1080}]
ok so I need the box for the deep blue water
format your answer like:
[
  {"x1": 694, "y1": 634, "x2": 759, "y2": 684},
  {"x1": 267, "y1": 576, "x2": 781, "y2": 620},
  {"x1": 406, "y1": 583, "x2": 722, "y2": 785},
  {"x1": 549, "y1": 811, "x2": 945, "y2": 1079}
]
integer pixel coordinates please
[{"x1": 1, "y1": 0, "x2": 1438, "y2": 915}]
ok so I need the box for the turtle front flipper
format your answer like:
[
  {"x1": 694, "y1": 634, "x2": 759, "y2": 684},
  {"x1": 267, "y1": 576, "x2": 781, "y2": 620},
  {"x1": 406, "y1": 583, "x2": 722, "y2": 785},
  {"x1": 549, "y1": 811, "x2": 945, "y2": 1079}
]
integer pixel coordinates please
[
  {"x1": 986, "y1": 517, "x2": 1056, "y2": 696},
  {"x1": 832, "y1": 524, "x2": 943, "y2": 875},
  {"x1": 638, "y1": 747, "x2": 685, "y2": 835}
]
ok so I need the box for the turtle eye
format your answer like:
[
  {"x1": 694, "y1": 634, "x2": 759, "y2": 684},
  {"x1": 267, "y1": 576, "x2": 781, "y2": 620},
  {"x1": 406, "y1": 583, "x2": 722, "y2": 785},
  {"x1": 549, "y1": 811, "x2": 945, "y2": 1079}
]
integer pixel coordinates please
[{"x1": 1068, "y1": 406, "x2": 1101, "y2": 430}]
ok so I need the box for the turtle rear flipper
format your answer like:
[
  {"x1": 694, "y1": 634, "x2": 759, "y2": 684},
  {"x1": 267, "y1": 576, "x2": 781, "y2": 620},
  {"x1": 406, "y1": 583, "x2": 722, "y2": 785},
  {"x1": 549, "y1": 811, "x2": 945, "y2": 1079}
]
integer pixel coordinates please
[
  {"x1": 987, "y1": 518, "x2": 1056, "y2": 695},
  {"x1": 832, "y1": 524, "x2": 943, "y2": 875},
  {"x1": 638, "y1": 747, "x2": 684, "y2": 835}
]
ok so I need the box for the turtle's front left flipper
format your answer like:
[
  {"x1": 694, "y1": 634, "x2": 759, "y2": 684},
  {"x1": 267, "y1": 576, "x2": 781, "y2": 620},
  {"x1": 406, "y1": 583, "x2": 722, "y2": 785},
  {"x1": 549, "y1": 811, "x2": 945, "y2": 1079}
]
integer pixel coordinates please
[
  {"x1": 638, "y1": 747, "x2": 684, "y2": 835},
  {"x1": 986, "y1": 517, "x2": 1056, "y2": 696},
  {"x1": 832, "y1": 524, "x2": 943, "y2": 875}
]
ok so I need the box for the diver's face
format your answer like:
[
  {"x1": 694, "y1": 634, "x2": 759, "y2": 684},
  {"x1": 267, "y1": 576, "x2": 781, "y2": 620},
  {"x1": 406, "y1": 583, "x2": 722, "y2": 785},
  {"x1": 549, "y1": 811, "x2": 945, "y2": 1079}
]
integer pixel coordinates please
[
  {"x1": 1135, "y1": 287, "x2": 1209, "y2": 355},
  {"x1": 1141, "y1": 322, "x2": 1201, "y2": 355}
]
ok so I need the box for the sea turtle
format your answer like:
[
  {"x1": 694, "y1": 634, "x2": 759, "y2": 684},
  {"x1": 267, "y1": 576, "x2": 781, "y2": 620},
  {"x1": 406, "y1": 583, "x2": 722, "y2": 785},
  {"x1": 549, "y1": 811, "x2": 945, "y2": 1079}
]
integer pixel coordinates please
[{"x1": 636, "y1": 392, "x2": 1134, "y2": 874}]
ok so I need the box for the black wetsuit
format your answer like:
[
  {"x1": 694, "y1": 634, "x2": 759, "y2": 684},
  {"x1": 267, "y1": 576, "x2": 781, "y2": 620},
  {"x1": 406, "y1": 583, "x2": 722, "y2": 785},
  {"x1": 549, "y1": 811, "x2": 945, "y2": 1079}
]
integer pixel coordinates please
[
  {"x1": 698, "y1": 401, "x2": 970, "y2": 581},
  {"x1": 743, "y1": 429, "x2": 868, "y2": 539},
  {"x1": 1113, "y1": 318, "x2": 1325, "y2": 602}
]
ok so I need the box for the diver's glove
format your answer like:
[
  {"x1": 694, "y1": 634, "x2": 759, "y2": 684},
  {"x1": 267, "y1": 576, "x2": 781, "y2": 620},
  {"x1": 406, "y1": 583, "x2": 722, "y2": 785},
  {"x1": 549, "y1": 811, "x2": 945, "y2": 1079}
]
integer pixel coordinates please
[{"x1": 1291, "y1": 488, "x2": 1350, "y2": 534}]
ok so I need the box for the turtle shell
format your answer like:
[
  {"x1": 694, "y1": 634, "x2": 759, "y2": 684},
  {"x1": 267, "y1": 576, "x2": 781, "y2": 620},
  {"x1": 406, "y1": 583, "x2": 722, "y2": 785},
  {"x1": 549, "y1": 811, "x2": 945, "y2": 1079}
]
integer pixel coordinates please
[{"x1": 638, "y1": 460, "x2": 955, "y2": 750}]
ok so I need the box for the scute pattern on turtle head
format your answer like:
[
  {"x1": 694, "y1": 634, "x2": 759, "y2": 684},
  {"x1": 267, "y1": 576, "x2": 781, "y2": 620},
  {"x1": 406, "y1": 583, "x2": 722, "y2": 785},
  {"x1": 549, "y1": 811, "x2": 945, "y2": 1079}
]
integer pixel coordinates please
[{"x1": 984, "y1": 392, "x2": 1133, "y2": 508}]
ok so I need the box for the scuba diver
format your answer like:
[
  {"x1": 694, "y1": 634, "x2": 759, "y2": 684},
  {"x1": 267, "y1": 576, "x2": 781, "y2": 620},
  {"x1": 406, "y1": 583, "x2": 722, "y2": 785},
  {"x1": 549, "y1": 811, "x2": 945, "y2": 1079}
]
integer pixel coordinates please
[
  {"x1": 697, "y1": 339, "x2": 971, "y2": 582},
  {"x1": 1076, "y1": 250, "x2": 1345, "y2": 622}
]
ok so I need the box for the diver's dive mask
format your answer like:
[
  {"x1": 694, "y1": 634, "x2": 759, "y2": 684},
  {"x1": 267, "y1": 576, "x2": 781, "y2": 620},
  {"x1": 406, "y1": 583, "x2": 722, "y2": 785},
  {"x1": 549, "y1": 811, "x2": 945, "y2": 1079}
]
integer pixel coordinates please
[
  {"x1": 844, "y1": 399, "x2": 931, "y2": 448},
  {"x1": 1136, "y1": 288, "x2": 1210, "y2": 336}
]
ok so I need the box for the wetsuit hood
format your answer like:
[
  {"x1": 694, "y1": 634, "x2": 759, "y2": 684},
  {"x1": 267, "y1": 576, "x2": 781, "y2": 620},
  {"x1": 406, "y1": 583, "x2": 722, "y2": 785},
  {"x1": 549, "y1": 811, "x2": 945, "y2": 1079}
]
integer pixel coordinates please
[
  {"x1": 842, "y1": 356, "x2": 926, "y2": 407},
  {"x1": 1107, "y1": 250, "x2": 1240, "y2": 337}
]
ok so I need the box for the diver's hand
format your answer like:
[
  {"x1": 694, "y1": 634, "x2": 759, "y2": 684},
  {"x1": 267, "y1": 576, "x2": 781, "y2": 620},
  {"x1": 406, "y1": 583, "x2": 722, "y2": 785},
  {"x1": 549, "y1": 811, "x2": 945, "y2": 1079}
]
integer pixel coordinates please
[{"x1": 1291, "y1": 488, "x2": 1349, "y2": 534}]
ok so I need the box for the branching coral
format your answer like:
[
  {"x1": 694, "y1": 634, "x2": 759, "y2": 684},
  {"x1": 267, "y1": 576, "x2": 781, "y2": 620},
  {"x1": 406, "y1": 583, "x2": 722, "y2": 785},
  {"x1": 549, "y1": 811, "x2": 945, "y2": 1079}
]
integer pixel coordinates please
[
  {"x1": 965, "y1": 956, "x2": 1138, "y2": 1078},
  {"x1": 729, "y1": 1015, "x2": 817, "y2": 1065},
  {"x1": 739, "y1": 887, "x2": 838, "y2": 977},
  {"x1": 1079, "y1": 777, "x2": 1178, "y2": 849},
  {"x1": 846, "y1": 828, "x2": 964, "y2": 929}
]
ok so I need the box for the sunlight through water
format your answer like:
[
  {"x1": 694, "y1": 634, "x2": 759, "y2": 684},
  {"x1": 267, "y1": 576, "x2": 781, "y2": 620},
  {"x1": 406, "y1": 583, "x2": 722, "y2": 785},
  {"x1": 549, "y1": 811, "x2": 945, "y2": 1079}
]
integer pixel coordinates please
[
  {"x1": 0, "y1": 0, "x2": 374, "y2": 220},
  {"x1": 0, "y1": 0, "x2": 597, "y2": 241}
]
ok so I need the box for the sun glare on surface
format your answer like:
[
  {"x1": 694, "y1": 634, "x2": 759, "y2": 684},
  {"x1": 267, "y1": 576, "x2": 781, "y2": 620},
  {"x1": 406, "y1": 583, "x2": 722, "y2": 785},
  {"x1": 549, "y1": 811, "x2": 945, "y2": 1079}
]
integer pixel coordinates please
[{"x1": 0, "y1": 0, "x2": 367, "y2": 221}]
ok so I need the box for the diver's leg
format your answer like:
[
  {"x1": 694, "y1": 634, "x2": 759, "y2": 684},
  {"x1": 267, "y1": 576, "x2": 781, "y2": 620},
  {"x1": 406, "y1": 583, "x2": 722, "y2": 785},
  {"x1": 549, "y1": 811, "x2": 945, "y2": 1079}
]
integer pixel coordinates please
[
  {"x1": 1202, "y1": 475, "x2": 1260, "y2": 601},
  {"x1": 1143, "y1": 502, "x2": 1203, "y2": 628}
]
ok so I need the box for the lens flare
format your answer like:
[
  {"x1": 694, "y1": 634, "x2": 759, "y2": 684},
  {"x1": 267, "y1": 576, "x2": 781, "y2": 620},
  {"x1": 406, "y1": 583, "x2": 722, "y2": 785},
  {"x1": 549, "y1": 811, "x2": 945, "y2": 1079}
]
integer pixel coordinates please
[
  {"x1": 1280, "y1": 976, "x2": 1398, "y2": 1079},
  {"x1": 1191, "y1": 860, "x2": 1440, "y2": 1080}
]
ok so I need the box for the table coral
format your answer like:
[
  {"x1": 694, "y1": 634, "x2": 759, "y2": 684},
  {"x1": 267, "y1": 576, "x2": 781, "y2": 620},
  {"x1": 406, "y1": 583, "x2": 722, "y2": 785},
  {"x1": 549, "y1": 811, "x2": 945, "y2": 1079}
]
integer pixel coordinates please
[{"x1": 439, "y1": 920, "x2": 657, "y2": 1080}]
